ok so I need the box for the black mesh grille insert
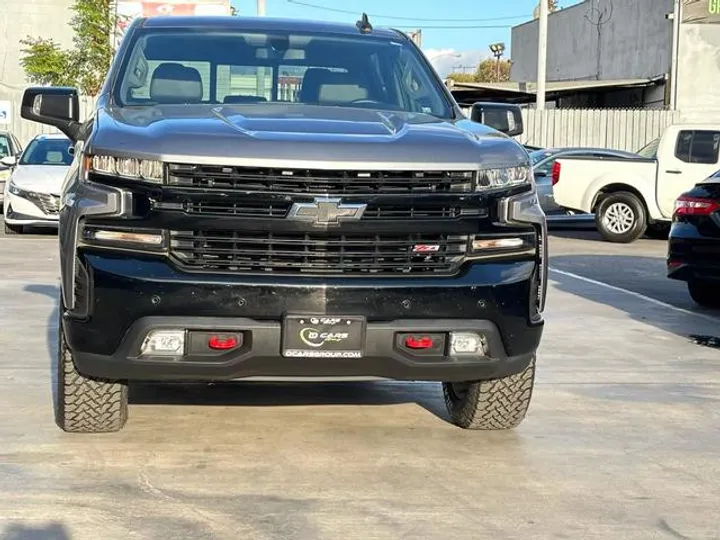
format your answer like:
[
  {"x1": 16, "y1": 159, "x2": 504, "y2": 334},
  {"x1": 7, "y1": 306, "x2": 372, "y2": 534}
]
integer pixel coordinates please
[
  {"x1": 170, "y1": 230, "x2": 469, "y2": 276},
  {"x1": 167, "y1": 164, "x2": 475, "y2": 194}
]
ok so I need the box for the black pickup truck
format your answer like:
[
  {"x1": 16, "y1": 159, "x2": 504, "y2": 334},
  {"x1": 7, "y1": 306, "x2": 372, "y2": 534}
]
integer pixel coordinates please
[{"x1": 22, "y1": 15, "x2": 547, "y2": 433}]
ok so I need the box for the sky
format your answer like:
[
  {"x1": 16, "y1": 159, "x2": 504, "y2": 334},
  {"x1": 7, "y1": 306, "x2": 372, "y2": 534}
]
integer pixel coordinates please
[{"x1": 230, "y1": 0, "x2": 583, "y2": 76}]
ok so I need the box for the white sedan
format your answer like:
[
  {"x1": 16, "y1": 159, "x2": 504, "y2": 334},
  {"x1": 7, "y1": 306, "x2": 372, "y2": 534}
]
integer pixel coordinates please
[{"x1": 2, "y1": 134, "x2": 72, "y2": 235}]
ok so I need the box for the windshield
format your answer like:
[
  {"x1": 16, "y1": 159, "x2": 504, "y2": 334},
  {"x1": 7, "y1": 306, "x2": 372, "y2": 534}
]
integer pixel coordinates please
[
  {"x1": 19, "y1": 138, "x2": 73, "y2": 166},
  {"x1": 636, "y1": 138, "x2": 660, "y2": 159},
  {"x1": 115, "y1": 29, "x2": 454, "y2": 119}
]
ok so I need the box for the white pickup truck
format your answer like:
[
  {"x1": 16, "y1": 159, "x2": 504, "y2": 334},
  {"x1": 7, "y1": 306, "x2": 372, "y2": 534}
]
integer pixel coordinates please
[{"x1": 552, "y1": 124, "x2": 720, "y2": 243}]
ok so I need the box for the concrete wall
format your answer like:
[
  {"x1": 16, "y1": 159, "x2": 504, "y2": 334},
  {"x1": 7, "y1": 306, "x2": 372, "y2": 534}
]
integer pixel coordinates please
[
  {"x1": 511, "y1": 0, "x2": 674, "y2": 83},
  {"x1": 0, "y1": 0, "x2": 75, "y2": 91},
  {"x1": 675, "y1": 23, "x2": 720, "y2": 114}
]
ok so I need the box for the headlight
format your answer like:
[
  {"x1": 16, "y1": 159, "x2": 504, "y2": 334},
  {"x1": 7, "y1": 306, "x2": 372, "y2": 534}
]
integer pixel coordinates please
[
  {"x1": 8, "y1": 182, "x2": 29, "y2": 197},
  {"x1": 87, "y1": 155, "x2": 164, "y2": 184},
  {"x1": 476, "y1": 165, "x2": 531, "y2": 190}
]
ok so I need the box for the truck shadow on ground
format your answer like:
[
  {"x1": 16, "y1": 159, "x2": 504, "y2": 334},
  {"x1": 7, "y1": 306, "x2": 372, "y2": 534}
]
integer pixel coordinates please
[
  {"x1": 23, "y1": 284, "x2": 450, "y2": 423},
  {"x1": 550, "y1": 254, "x2": 720, "y2": 342},
  {"x1": 0, "y1": 523, "x2": 70, "y2": 540},
  {"x1": 24, "y1": 284, "x2": 60, "y2": 410},
  {"x1": 128, "y1": 379, "x2": 449, "y2": 423},
  {"x1": 548, "y1": 228, "x2": 668, "y2": 243}
]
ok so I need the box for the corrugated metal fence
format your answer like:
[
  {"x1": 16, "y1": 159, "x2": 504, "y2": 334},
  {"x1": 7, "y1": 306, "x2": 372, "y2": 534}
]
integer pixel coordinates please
[
  {"x1": 3, "y1": 86, "x2": 682, "y2": 153},
  {"x1": 518, "y1": 108, "x2": 682, "y2": 152}
]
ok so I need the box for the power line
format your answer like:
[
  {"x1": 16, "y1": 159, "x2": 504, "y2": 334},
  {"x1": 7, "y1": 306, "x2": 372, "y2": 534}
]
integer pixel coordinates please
[
  {"x1": 395, "y1": 24, "x2": 514, "y2": 29},
  {"x1": 286, "y1": 0, "x2": 530, "y2": 23}
]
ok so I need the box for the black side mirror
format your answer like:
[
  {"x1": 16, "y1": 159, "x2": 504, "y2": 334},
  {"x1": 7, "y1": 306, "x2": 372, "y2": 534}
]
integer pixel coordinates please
[
  {"x1": 534, "y1": 170, "x2": 547, "y2": 178},
  {"x1": 21, "y1": 87, "x2": 82, "y2": 142},
  {"x1": 470, "y1": 102, "x2": 524, "y2": 137}
]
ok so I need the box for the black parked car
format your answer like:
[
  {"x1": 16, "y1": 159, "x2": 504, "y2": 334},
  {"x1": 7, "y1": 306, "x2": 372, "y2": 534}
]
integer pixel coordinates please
[{"x1": 667, "y1": 170, "x2": 720, "y2": 308}]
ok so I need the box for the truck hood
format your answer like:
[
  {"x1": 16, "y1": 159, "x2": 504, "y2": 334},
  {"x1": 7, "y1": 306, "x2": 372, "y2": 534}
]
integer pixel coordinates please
[
  {"x1": 8, "y1": 164, "x2": 68, "y2": 194},
  {"x1": 88, "y1": 103, "x2": 528, "y2": 169}
]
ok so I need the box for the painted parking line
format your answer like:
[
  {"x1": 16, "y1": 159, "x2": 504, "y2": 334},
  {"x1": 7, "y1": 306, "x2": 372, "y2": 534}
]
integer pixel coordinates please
[{"x1": 549, "y1": 267, "x2": 720, "y2": 323}]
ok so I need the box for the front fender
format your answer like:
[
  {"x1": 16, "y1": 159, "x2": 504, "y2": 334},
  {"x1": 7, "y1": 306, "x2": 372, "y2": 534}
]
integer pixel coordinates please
[{"x1": 59, "y1": 171, "x2": 130, "y2": 311}]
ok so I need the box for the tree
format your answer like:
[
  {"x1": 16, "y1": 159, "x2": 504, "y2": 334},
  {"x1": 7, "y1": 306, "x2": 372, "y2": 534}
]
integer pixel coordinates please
[
  {"x1": 70, "y1": 0, "x2": 119, "y2": 95},
  {"x1": 446, "y1": 72, "x2": 478, "y2": 83},
  {"x1": 20, "y1": 38, "x2": 76, "y2": 87},
  {"x1": 475, "y1": 58, "x2": 512, "y2": 83},
  {"x1": 447, "y1": 59, "x2": 512, "y2": 84},
  {"x1": 20, "y1": 0, "x2": 124, "y2": 95}
]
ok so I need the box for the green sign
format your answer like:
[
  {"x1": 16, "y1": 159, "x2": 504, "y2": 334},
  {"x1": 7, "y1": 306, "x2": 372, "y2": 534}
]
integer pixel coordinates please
[{"x1": 683, "y1": 0, "x2": 720, "y2": 23}]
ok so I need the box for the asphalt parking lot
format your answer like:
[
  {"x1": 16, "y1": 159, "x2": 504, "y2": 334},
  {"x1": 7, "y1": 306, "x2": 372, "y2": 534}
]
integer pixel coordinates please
[{"x1": 1, "y1": 223, "x2": 719, "y2": 540}]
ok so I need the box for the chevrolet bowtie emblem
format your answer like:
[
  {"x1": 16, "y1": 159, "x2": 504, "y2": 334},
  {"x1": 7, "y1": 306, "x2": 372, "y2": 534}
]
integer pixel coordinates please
[{"x1": 287, "y1": 197, "x2": 367, "y2": 226}]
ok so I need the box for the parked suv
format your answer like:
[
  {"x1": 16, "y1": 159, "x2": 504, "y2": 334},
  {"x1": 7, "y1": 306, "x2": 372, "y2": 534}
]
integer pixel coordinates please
[{"x1": 22, "y1": 15, "x2": 547, "y2": 433}]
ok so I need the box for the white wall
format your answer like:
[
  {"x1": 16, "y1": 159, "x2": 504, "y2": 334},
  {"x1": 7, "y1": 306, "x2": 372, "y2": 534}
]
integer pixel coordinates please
[
  {"x1": 675, "y1": 23, "x2": 720, "y2": 114},
  {"x1": 0, "y1": 0, "x2": 75, "y2": 92}
]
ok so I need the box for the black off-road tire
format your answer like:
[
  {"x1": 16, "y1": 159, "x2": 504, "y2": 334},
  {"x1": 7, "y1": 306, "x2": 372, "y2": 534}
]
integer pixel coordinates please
[
  {"x1": 595, "y1": 192, "x2": 647, "y2": 243},
  {"x1": 4, "y1": 222, "x2": 22, "y2": 235},
  {"x1": 688, "y1": 280, "x2": 720, "y2": 309},
  {"x1": 56, "y1": 321, "x2": 129, "y2": 433},
  {"x1": 442, "y1": 355, "x2": 536, "y2": 430}
]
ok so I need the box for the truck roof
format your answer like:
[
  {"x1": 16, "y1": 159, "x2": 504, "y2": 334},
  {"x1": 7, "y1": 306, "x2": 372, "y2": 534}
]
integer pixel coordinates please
[{"x1": 140, "y1": 15, "x2": 404, "y2": 40}]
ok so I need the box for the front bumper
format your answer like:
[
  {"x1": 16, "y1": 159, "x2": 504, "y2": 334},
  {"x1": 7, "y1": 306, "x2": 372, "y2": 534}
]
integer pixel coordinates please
[
  {"x1": 4, "y1": 191, "x2": 60, "y2": 226},
  {"x1": 667, "y1": 223, "x2": 720, "y2": 283},
  {"x1": 60, "y1": 170, "x2": 547, "y2": 383},
  {"x1": 65, "y1": 252, "x2": 543, "y2": 383},
  {"x1": 668, "y1": 248, "x2": 720, "y2": 283}
]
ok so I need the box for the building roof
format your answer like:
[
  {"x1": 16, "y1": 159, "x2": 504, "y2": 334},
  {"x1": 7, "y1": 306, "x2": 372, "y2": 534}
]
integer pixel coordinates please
[
  {"x1": 141, "y1": 15, "x2": 404, "y2": 40},
  {"x1": 448, "y1": 77, "x2": 665, "y2": 95},
  {"x1": 448, "y1": 76, "x2": 666, "y2": 105}
]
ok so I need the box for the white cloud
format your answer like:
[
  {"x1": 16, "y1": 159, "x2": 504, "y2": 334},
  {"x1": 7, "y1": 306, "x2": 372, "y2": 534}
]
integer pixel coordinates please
[{"x1": 423, "y1": 48, "x2": 486, "y2": 78}]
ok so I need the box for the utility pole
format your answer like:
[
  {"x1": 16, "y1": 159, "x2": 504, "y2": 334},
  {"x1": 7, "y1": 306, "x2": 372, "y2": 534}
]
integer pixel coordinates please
[
  {"x1": 408, "y1": 30, "x2": 423, "y2": 48},
  {"x1": 257, "y1": 0, "x2": 267, "y2": 98},
  {"x1": 669, "y1": 0, "x2": 681, "y2": 109},
  {"x1": 536, "y1": 0, "x2": 549, "y2": 109},
  {"x1": 489, "y1": 43, "x2": 506, "y2": 83}
]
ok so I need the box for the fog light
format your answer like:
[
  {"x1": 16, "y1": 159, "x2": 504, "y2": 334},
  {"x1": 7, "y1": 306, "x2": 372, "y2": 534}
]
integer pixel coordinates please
[
  {"x1": 450, "y1": 332, "x2": 487, "y2": 355},
  {"x1": 140, "y1": 329, "x2": 185, "y2": 356}
]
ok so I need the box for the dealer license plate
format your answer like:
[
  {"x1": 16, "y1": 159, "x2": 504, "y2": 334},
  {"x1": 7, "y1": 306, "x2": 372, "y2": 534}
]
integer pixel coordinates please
[{"x1": 282, "y1": 315, "x2": 365, "y2": 359}]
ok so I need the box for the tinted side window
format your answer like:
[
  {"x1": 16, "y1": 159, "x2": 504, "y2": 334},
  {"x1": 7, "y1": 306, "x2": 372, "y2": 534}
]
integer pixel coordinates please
[
  {"x1": 0, "y1": 136, "x2": 10, "y2": 158},
  {"x1": 675, "y1": 130, "x2": 720, "y2": 164}
]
